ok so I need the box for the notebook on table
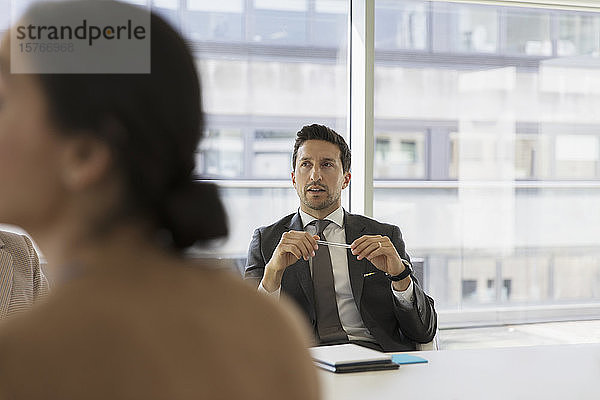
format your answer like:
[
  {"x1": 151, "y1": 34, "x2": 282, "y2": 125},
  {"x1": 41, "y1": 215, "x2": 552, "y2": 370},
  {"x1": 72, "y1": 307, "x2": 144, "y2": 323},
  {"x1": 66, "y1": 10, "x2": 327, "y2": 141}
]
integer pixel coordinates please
[{"x1": 309, "y1": 344, "x2": 399, "y2": 373}]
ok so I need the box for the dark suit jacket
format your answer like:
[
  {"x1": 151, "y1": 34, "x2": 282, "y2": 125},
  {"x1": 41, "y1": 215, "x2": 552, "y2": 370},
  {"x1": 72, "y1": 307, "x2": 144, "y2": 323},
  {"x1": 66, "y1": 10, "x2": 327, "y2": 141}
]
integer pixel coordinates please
[{"x1": 245, "y1": 210, "x2": 437, "y2": 352}]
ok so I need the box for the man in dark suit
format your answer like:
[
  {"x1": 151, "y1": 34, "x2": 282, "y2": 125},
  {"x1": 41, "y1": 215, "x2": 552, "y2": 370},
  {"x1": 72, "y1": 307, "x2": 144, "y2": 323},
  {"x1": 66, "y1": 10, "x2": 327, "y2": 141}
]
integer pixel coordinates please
[{"x1": 245, "y1": 124, "x2": 437, "y2": 352}]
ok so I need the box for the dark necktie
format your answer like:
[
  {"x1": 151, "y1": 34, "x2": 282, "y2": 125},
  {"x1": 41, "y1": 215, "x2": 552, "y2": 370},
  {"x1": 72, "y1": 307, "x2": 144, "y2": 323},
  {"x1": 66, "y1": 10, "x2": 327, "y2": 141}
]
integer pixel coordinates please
[{"x1": 312, "y1": 220, "x2": 348, "y2": 344}]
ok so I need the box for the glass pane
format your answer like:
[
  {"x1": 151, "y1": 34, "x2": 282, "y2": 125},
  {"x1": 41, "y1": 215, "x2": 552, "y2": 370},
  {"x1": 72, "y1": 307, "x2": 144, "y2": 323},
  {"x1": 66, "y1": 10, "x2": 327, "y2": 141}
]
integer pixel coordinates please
[
  {"x1": 315, "y1": 0, "x2": 347, "y2": 15},
  {"x1": 196, "y1": 129, "x2": 244, "y2": 178},
  {"x1": 505, "y1": 9, "x2": 552, "y2": 55},
  {"x1": 0, "y1": 0, "x2": 10, "y2": 31},
  {"x1": 251, "y1": 7, "x2": 307, "y2": 44},
  {"x1": 456, "y1": 5, "x2": 498, "y2": 53},
  {"x1": 252, "y1": 130, "x2": 295, "y2": 179},
  {"x1": 432, "y1": 2, "x2": 498, "y2": 53},
  {"x1": 216, "y1": 187, "x2": 299, "y2": 257},
  {"x1": 187, "y1": 0, "x2": 244, "y2": 13},
  {"x1": 374, "y1": 131, "x2": 426, "y2": 179},
  {"x1": 9, "y1": 0, "x2": 39, "y2": 22},
  {"x1": 254, "y1": 0, "x2": 307, "y2": 12},
  {"x1": 374, "y1": 1, "x2": 600, "y2": 323},
  {"x1": 153, "y1": 0, "x2": 177, "y2": 9},
  {"x1": 183, "y1": 1, "x2": 243, "y2": 41},
  {"x1": 375, "y1": 0, "x2": 427, "y2": 50},
  {"x1": 558, "y1": 13, "x2": 600, "y2": 56},
  {"x1": 121, "y1": 0, "x2": 148, "y2": 6},
  {"x1": 313, "y1": 0, "x2": 347, "y2": 47},
  {"x1": 515, "y1": 135, "x2": 538, "y2": 179},
  {"x1": 554, "y1": 135, "x2": 599, "y2": 179},
  {"x1": 194, "y1": 0, "x2": 348, "y2": 255}
]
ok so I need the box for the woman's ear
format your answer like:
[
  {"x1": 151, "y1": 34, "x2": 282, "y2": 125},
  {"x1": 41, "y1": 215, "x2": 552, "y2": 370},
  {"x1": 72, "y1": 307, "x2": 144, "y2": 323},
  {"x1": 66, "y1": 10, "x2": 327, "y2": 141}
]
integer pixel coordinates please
[{"x1": 60, "y1": 134, "x2": 112, "y2": 190}]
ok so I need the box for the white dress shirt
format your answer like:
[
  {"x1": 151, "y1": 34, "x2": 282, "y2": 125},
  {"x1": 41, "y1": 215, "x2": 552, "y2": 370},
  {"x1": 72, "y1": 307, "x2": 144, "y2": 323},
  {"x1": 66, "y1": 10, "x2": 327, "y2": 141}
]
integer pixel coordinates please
[{"x1": 259, "y1": 206, "x2": 414, "y2": 343}]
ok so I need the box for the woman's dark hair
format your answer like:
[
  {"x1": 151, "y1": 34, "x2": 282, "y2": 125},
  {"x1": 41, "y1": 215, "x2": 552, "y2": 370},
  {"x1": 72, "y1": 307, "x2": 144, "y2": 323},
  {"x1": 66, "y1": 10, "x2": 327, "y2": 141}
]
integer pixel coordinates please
[
  {"x1": 292, "y1": 124, "x2": 351, "y2": 173},
  {"x1": 22, "y1": 1, "x2": 227, "y2": 249}
]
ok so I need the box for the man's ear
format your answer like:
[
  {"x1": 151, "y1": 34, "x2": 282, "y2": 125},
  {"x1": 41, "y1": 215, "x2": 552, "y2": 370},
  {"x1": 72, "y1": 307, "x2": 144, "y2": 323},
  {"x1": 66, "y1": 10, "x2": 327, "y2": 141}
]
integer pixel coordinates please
[
  {"x1": 341, "y1": 171, "x2": 351, "y2": 189},
  {"x1": 291, "y1": 171, "x2": 296, "y2": 189},
  {"x1": 61, "y1": 134, "x2": 112, "y2": 191}
]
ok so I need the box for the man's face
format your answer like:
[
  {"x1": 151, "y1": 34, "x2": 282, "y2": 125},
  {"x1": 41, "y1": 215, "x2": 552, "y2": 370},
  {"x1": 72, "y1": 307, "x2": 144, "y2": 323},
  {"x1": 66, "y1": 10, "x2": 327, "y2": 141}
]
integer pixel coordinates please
[{"x1": 292, "y1": 139, "x2": 350, "y2": 217}]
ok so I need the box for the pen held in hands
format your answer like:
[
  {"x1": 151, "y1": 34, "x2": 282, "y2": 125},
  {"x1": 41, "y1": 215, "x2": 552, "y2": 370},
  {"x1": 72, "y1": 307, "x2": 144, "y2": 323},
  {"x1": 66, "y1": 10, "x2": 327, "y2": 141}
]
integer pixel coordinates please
[{"x1": 316, "y1": 240, "x2": 352, "y2": 249}]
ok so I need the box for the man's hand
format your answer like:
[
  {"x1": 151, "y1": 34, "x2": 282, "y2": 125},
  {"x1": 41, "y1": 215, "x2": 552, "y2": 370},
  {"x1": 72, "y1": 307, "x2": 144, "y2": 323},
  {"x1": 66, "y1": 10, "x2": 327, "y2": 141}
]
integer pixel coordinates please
[
  {"x1": 260, "y1": 231, "x2": 319, "y2": 293},
  {"x1": 350, "y1": 235, "x2": 411, "y2": 291}
]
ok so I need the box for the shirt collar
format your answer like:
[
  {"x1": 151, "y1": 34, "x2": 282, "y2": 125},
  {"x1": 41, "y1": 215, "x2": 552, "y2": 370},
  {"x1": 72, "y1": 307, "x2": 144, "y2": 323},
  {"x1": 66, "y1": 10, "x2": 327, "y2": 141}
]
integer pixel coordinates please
[{"x1": 299, "y1": 206, "x2": 344, "y2": 229}]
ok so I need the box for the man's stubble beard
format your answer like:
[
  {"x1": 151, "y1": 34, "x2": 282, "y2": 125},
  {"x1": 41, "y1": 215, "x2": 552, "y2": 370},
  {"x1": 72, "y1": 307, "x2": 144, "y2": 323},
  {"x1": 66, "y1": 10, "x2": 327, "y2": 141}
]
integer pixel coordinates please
[{"x1": 299, "y1": 186, "x2": 341, "y2": 212}]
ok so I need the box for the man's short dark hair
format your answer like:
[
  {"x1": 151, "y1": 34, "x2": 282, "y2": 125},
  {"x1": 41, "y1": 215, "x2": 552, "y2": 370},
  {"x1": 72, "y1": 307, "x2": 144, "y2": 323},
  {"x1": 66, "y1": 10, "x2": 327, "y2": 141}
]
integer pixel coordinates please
[{"x1": 292, "y1": 124, "x2": 351, "y2": 173}]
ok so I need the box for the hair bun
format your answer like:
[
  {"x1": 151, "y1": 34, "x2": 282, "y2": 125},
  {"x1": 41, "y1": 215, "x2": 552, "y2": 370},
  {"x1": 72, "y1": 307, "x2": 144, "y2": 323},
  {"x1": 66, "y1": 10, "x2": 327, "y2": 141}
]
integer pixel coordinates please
[{"x1": 160, "y1": 182, "x2": 228, "y2": 249}]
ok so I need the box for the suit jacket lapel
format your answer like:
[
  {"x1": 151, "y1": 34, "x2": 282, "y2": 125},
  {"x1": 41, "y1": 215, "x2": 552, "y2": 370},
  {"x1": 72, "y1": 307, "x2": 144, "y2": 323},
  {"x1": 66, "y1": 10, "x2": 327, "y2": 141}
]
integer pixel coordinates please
[
  {"x1": 0, "y1": 237, "x2": 14, "y2": 319},
  {"x1": 284, "y1": 212, "x2": 315, "y2": 307},
  {"x1": 344, "y1": 212, "x2": 367, "y2": 310}
]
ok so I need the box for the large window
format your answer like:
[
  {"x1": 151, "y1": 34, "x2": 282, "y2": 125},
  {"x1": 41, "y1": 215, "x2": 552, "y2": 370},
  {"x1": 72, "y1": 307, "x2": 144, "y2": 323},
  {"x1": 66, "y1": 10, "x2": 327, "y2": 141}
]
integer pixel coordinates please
[
  {"x1": 557, "y1": 12, "x2": 600, "y2": 56},
  {"x1": 3, "y1": 0, "x2": 599, "y2": 329},
  {"x1": 373, "y1": 1, "x2": 600, "y2": 327},
  {"x1": 375, "y1": 0, "x2": 428, "y2": 50},
  {"x1": 505, "y1": 8, "x2": 552, "y2": 55},
  {"x1": 190, "y1": 0, "x2": 348, "y2": 257}
]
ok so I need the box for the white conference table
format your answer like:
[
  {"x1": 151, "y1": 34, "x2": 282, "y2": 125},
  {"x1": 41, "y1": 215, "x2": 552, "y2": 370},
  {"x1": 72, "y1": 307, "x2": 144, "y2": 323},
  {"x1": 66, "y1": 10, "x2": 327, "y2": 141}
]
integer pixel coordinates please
[{"x1": 318, "y1": 343, "x2": 600, "y2": 400}]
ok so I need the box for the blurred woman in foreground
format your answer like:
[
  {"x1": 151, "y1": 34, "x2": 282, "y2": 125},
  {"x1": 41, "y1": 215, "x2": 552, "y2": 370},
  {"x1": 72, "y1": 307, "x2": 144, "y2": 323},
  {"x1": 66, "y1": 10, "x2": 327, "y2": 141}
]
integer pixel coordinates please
[{"x1": 0, "y1": 1, "x2": 318, "y2": 399}]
